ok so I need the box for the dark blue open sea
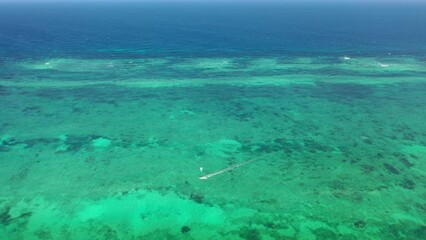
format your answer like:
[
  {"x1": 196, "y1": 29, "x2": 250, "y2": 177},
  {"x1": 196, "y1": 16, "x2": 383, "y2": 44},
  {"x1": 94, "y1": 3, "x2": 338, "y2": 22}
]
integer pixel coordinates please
[
  {"x1": 1, "y1": 2, "x2": 426, "y2": 58},
  {"x1": 0, "y1": 2, "x2": 425, "y2": 239}
]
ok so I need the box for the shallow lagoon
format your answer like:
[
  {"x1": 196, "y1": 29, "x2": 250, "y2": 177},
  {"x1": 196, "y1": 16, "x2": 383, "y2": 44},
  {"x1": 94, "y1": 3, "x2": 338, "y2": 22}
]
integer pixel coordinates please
[{"x1": 1, "y1": 55, "x2": 425, "y2": 239}]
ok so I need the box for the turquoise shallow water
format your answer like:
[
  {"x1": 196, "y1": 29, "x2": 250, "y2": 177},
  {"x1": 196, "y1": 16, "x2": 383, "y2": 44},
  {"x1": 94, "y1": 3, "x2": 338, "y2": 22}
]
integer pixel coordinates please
[
  {"x1": 1, "y1": 2, "x2": 426, "y2": 240},
  {"x1": 1, "y1": 55, "x2": 425, "y2": 239}
]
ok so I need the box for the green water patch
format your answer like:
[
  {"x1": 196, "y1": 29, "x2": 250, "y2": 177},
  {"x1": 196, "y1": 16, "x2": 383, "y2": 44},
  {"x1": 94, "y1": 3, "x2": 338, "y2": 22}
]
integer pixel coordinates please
[
  {"x1": 30, "y1": 84, "x2": 160, "y2": 104},
  {"x1": 1, "y1": 57, "x2": 425, "y2": 239},
  {"x1": 5, "y1": 189, "x2": 413, "y2": 239},
  {"x1": 24, "y1": 81, "x2": 390, "y2": 106},
  {"x1": 310, "y1": 82, "x2": 375, "y2": 102},
  {"x1": 204, "y1": 139, "x2": 243, "y2": 158},
  {"x1": 0, "y1": 190, "x2": 237, "y2": 239}
]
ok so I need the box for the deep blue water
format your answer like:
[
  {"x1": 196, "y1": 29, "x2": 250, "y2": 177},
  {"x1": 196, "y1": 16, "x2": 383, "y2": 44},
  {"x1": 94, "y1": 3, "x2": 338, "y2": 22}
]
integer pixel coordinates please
[{"x1": 0, "y1": 2, "x2": 426, "y2": 59}]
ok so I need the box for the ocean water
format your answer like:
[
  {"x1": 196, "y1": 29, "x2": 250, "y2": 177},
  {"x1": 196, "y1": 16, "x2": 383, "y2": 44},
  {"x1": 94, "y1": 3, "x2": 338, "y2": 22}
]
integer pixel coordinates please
[{"x1": 0, "y1": 2, "x2": 426, "y2": 240}]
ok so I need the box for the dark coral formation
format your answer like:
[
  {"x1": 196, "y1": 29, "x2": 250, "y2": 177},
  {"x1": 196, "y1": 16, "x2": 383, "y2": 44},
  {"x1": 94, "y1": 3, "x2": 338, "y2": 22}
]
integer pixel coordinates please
[
  {"x1": 400, "y1": 178, "x2": 416, "y2": 190},
  {"x1": 354, "y1": 220, "x2": 366, "y2": 229},
  {"x1": 181, "y1": 226, "x2": 191, "y2": 233},
  {"x1": 239, "y1": 228, "x2": 261, "y2": 240},
  {"x1": 383, "y1": 163, "x2": 400, "y2": 175},
  {"x1": 0, "y1": 205, "x2": 32, "y2": 227},
  {"x1": 0, "y1": 206, "x2": 12, "y2": 226},
  {"x1": 189, "y1": 192, "x2": 204, "y2": 204}
]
